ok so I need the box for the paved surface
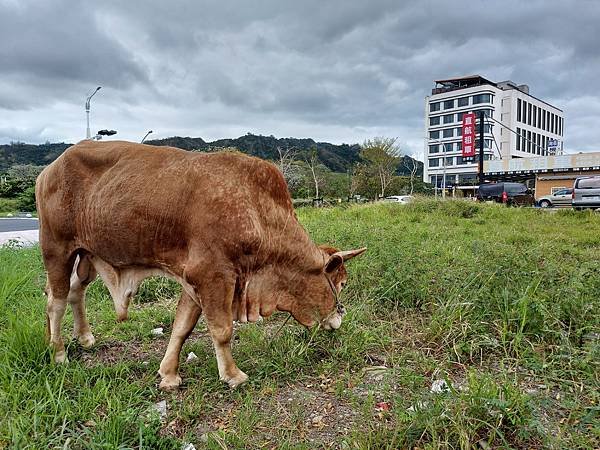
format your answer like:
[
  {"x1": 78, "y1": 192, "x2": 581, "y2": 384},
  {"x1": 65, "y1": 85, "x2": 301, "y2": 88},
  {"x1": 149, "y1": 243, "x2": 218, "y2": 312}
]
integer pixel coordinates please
[
  {"x1": 0, "y1": 218, "x2": 39, "y2": 232},
  {"x1": 0, "y1": 218, "x2": 39, "y2": 247}
]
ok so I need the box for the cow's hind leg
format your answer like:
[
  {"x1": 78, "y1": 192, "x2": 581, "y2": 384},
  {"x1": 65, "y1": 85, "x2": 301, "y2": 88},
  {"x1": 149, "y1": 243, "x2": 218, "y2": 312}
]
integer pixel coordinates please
[
  {"x1": 68, "y1": 254, "x2": 97, "y2": 348},
  {"x1": 158, "y1": 291, "x2": 202, "y2": 390},
  {"x1": 44, "y1": 250, "x2": 76, "y2": 363},
  {"x1": 198, "y1": 272, "x2": 248, "y2": 388}
]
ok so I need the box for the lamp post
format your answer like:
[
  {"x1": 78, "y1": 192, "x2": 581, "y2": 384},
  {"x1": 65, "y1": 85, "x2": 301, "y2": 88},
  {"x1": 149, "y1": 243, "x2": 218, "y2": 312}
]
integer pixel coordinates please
[
  {"x1": 141, "y1": 130, "x2": 153, "y2": 143},
  {"x1": 85, "y1": 86, "x2": 102, "y2": 139}
]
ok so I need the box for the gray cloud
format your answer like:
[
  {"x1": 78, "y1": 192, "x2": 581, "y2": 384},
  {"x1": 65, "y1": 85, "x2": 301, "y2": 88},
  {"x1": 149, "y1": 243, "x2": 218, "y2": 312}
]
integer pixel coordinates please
[{"x1": 0, "y1": 0, "x2": 599, "y2": 155}]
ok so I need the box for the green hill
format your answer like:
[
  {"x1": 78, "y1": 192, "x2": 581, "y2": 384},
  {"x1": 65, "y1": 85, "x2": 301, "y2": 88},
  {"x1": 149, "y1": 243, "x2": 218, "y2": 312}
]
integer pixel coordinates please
[{"x1": 0, "y1": 134, "x2": 423, "y2": 176}]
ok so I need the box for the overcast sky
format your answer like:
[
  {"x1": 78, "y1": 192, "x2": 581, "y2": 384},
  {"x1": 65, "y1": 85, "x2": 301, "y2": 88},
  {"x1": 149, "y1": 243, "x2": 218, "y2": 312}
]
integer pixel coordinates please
[{"x1": 1, "y1": 0, "x2": 599, "y2": 158}]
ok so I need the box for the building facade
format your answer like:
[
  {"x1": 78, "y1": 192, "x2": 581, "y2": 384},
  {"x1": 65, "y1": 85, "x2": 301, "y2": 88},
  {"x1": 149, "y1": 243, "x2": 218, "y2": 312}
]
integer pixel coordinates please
[{"x1": 423, "y1": 75, "x2": 564, "y2": 191}]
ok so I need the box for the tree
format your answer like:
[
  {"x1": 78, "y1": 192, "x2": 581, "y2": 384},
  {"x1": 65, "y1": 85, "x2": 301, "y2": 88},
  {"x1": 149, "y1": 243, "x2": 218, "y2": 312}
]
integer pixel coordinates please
[
  {"x1": 360, "y1": 137, "x2": 401, "y2": 198},
  {"x1": 275, "y1": 146, "x2": 302, "y2": 192},
  {"x1": 16, "y1": 185, "x2": 36, "y2": 211},
  {"x1": 403, "y1": 155, "x2": 419, "y2": 195},
  {"x1": 0, "y1": 164, "x2": 45, "y2": 198},
  {"x1": 305, "y1": 149, "x2": 325, "y2": 199}
]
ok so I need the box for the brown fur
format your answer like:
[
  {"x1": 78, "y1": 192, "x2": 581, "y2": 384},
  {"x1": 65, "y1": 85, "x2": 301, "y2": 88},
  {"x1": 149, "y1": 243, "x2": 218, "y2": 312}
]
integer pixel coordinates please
[{"x1": 36, "y1": 140, "x2": 365, "y2": 388}]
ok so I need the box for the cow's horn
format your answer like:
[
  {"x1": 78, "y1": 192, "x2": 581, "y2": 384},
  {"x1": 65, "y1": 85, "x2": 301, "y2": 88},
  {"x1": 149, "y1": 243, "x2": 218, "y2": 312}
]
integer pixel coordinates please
[{"x1": 334, "y1": 247, "x2": 367, "y2": 261}]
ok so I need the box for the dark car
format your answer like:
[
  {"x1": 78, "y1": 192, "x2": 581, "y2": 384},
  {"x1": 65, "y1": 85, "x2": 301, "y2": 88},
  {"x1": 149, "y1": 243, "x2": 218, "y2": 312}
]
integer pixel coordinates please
[{"x1": 476, "y1": 182, "x2": 535, "y2": 207}]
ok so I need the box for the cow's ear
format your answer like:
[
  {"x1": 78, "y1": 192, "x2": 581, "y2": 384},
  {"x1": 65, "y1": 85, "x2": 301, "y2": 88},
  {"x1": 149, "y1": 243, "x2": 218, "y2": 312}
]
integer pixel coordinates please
[
  {"x1": 334, "y1": 247, "x2": 367, "y2": 262},
  {"x1": 324, "y1": 254, "x2": 344, "y2": 274}
]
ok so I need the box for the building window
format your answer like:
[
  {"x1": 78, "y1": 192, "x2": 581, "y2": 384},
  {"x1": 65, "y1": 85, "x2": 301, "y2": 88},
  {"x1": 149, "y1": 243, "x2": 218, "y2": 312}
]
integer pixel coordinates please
[
  {"x1": 532, "y1": 105, "x2": 537, "y2": 127},
  {"x1": 456, "y1": 142, "x2": 462, "y2": 152},
  {"x1": 459, "y1": 173, "x2": 478, "y2": 185},
  {"x1": 546, "y1": 111, "x2": 550, "y2": 132},
  {"x1": 429, "y1": 158, "x2": 440, "y2": 167},
  {"x1": 444, "y1": 100, "x2": 455, "y2": 110},
  {"x1": 458, "y1": 97, "x2": 469, "y2": 107},
  {"x1": 527, "y1": 130, "x2": 532, "y2": 152},
  {"x1": 443, "y1": 128, "x2": 453, "y2": 138},
  {"x1": 517, "y1": 99, "x2": 521, "y2": 122},
  {"x1": 474, "y1": 139, "x2": 492, "y2": 149},
  {"x1": 537, "y1": 107, "x2": 542, "y2": 128},
  {"x1": 484, "y1": 123, "x2": 493, "y2": 133},
  {"x1": 443, "y1": 114, "x2": 454, "y2": 124},
  {"x1": 430, "y1": 116, "x2": 440, "y2": 126},
  {"x1": 430, "y1": 102, "x2": 440, "y2": 112},
  {"x1": 527, "y1": 103, "x2": 532, "y2": 126},
  {"x1": 456, "y1": 112, "x2": 464, "y2": 122},
  {"x1": 560, "y1": 117, "x2": 563, "y2": 136},
  {"x1": 455, "y1": 127, "x2": 462, "y2": 136},
  {"x1": 472, "y1": 94, "x2": 492, "y2": 104},
  {"x1": 445, "y1": 157, "x2": 454, "y2": 166},
  {"x1": 541, "y1": 108, "x2": 545, "y2": 130},
  {"x1": 542, "y1": 135, "x2": 546, "y2": 154},
  {"x1": 430, "y1": 130, "x2": 440, "y2": 139},
  {"x1": 429, "y1": 144, "x2": 440, "y2": 154},
  {"x1": 516, "y1": 127, "x2": 521, "y2": 151}
]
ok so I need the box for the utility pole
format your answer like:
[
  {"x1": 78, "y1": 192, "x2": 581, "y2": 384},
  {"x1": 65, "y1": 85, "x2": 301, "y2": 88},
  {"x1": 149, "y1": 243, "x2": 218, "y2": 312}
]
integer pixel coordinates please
[{"x1": 478, "y1": 110, "x2": 485, "y2": 184}]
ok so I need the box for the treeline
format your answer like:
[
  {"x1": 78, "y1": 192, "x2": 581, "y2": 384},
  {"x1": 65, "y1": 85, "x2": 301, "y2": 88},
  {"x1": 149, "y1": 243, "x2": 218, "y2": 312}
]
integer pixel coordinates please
[
  {"x1": 274, "y1": 137, "x2": 431, "y2": 200},
  {"x1": 0, "y1": 134, "x2": 429, "y2": 211},
  {"x1": 0, "y1": 134, "x2": 424, "y2": 177}
]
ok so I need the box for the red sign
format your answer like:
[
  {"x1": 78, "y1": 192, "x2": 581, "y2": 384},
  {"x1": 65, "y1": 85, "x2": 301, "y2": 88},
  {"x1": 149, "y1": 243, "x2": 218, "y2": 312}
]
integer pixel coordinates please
[{"x1": 461, "y1": 113, "x2": 476, "y2": 157}]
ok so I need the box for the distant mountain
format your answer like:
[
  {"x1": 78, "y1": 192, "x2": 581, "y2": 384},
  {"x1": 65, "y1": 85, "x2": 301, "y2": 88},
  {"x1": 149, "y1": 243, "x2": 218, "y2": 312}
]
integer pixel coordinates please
[
  {"x1": 0, "y1": 134, "x2": 423, "y2": 176},
  {"x1": 147, "y1": 134, "x2": 423, "y2": 176},
  {"x1": 146, "y1": 133, "x2": 363, "y2": 173}
]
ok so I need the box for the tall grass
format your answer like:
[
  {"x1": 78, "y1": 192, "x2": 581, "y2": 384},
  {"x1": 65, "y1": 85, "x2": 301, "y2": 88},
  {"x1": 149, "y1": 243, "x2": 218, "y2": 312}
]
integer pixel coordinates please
[{"x1": 0, "y1": 200, "x2": 598, "y2": 448}]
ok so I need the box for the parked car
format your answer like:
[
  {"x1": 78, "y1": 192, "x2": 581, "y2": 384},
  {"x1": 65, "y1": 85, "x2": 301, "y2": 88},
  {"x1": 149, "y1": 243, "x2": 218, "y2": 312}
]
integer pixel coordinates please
[
  {"x1": 572, "y1": 175, "x2": 600, "y2": 210},
  {"x1": 476, "y1": 182, "x2": 534, "y2": 206},
  {"x1": 384, "y1": 195, "x2": 414, "y2": 204},
  {"x1": 537, "y1": 188, "x2": 573, "y2": 208}
]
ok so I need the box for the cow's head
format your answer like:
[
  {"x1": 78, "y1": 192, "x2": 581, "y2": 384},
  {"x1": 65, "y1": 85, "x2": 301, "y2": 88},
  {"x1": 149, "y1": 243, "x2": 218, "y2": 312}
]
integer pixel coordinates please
[{"x1": 289, "y1": 246, "x2": 366, "y2": 330}]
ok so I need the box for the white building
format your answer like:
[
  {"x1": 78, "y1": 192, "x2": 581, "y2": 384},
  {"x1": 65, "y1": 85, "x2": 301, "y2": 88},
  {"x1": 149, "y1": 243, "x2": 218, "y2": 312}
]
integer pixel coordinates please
[{"x1": 423, "y1": 75, "x2": 564, "y2": 191}]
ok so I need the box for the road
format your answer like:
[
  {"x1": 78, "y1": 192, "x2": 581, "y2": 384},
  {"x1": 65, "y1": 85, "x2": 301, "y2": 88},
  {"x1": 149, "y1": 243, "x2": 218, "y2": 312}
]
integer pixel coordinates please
[{"x1": 0, "y1": 218, "x2": 39, "y2": 246}]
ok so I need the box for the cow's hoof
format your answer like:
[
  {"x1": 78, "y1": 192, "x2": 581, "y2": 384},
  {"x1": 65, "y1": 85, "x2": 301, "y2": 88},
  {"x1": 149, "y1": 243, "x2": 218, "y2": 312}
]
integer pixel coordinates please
[
  {"x1": 223, "y1": 370, "x2": 248, "y2": 389},
  {"x1": 54, "y1": 350, "x2": 68, "y2": 364},
  {"x1": 77, "y1": 332, "x2": 96, "y2": 348},
  {"x1": 159, "y1": 374, "x2": 182, "y2": 391}
]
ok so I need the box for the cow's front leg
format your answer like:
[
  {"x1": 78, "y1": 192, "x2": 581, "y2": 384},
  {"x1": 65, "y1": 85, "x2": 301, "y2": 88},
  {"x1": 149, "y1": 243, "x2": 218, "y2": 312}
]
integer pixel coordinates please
[
  {"x1": 158, "y1": 291, "x2": 202, "y2": 390},
  {"x1": 198, "y1": 272, "x2": 248, "y2": 388}
]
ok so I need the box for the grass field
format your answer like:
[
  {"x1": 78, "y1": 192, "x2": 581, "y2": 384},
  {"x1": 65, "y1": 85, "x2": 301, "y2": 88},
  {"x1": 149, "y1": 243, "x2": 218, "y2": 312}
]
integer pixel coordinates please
[{"x1": 1, "y1": 200, "x2": 599, "y2": 449}]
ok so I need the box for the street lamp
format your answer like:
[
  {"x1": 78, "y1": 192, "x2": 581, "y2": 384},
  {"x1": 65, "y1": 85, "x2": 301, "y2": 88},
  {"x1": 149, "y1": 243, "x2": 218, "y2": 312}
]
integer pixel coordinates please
[
  {"x1": 141, "y1": 130, "x2": 153, "y2": 143},
  {"x1": 85, "y1": 86, "x2": 102, "y2": 139}
]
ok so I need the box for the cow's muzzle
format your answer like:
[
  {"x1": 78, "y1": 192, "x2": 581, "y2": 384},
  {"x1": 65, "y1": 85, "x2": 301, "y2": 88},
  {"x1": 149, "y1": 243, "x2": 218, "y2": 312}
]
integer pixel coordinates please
[{"x1": 322, "y1": 304, "x2": 345, "y2": 331}]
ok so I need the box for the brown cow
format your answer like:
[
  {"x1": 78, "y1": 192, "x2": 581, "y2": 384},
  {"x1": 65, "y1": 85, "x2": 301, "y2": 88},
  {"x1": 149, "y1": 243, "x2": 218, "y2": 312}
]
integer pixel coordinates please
[{"x1": 36, "y1": 140, "x2": 365, "y2": 389}]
